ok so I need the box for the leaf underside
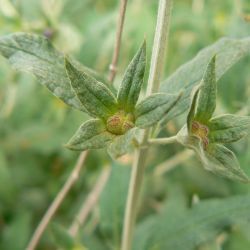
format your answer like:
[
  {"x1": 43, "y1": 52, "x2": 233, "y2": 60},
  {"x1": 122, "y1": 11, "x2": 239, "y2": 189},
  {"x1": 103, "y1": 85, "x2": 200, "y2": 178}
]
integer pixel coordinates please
[
  {"x1": 65, "y1": 58, "x2": 117, "y2": 120},
  {"x1": 160, "y1": 37, "x2": 250, "y2": 123},
  {"x1": 208, "y1": 114, "x2": 250, "y2": 143},
  {"x1": 133, "y1": 194, "x2": 250, "y2": 250},
  {"x1": 135, "y1": 93, "x2": 180, "y2": 128},
  {"x1": 0, "y1": 33, "x2": 83, "y2": 111},
  {"x1": 107, "y1": 128, "x2": 140, "y2": 159},
  {"x1": 66, "y1": 119, "x2": 115, "y2": 151}
]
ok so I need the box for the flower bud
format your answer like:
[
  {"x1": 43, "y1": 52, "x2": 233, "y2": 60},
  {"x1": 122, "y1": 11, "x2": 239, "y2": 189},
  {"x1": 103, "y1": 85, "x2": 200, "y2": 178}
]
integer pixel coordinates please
[{"x1": 106, "y1": 111, "x2": 135, "y2": 135}]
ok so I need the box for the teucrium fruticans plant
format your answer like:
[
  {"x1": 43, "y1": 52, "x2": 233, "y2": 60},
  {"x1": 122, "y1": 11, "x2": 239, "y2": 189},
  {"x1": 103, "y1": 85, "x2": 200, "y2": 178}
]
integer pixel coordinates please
[
  {"x1": 1, "y1": 4, "x2": 250, "y2": 249},
  {"x1": 177, "y1": 56, "x2": 250, "y2": 182},
  {"x1": 64, "y1": 41, "x2": 180, "y2": 156},
  {"x1": 0, "y1": 32, "x2": 249, "y2": 181}
]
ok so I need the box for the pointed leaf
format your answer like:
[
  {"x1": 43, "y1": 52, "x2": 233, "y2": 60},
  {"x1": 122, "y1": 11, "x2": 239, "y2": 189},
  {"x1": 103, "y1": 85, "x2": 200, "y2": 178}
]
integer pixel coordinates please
[
  {"x1": 160, "y1": 37, "x2": 250, "y2": 123},
  {"x1": 187, "y1": 87, "x2": 200, "y2": 132},
  {"x1": 107, "y1": 128, "x2": 140, "y2": 159},
  {"x1": 117, "y1": 41, "x2": 146, "y2": 111},
  {"x1": 195, "y1": 56, "x2": 217, "y2": 122},
  {"x1": 66, "y1": 119, "x2": 115, "y2": 151},
  {"x1": 65, "y1": 58, "x2": 117, "y2": 120},
  {"x1": 208, "y1": 114, "x2": 250, "y2": 143},
  {"x1": 204, "y1": 144, "x2": 249, "y2": 183},
  {"x1": 135, "y1": 93, "x2": 181, "y2": 128},
  {"x1": 0, "y1": 32, "x2": 103, "y2": 111}
]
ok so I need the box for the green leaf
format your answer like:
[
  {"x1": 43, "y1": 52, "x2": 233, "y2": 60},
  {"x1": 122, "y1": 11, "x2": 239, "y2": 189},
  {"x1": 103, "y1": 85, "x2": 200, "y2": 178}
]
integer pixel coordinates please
[
  {"x1": 0, "y1": 32, "x2": 82, "y2": 111},
  {"x1": 117, "y1": 41, "x2": 146, "y2": 111},
  {"x1": 160, "y1": 37, "x2": 250, "y2": 123},
  {"x1": 204, "y1": 144, "x2": 249, "y2": 183},
  {"x1": 65, "y1": 58, "x2": 117, "y2": 120},
  {"x1": 133, "y1": 194, "x2": 250, "y2": 250},
  {"x1": 187, "y1": 87, "x2": 200, "y2": 132},
  {"x1": 195, "y1": 56, "x2": 217, "y2": 123},
  {"x1": 65, "y1": 119, "x2": 115, "y2": 151},
  {"x1": 176, "y1": 126, "x2": 249, "y2": 183},
  {"x1": 208, "y1": 114, "x2": 250, "y2": 143},
  {"x1": 135, "y1": 93, "x2": 181, "y2": 128},
  {"x1": 100, "y1": 163, "x2": 130, "y2": 244},
  {"x1": 107, "y1": 128, "x2": 140, "y2": 159},
  {"x1": 198, "y1": 241, "x2": 221, "y2": 250},
  {"x1": 50, "y1": 223, "x2": 75, "y2": 249}
]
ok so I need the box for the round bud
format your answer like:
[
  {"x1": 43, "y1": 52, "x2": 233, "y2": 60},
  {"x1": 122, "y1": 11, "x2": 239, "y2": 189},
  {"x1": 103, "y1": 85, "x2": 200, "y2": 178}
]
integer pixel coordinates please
[{"x1": 106, "y1": 111, "x2": 135, "y2": 135}]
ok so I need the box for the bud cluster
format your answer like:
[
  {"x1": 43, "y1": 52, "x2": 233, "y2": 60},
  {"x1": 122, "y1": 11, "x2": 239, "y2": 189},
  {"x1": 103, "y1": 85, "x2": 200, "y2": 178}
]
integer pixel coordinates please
[{"x1": 106, "y1": 111, "x2": 135, "y2": 135}]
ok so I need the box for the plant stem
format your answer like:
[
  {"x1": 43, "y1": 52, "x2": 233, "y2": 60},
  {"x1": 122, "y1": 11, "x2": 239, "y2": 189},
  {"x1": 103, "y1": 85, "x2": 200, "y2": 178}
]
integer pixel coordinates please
[
  {"x1": 26, "y1": 151, "x2": 88, "y2": 250},
  {"x1": 121, "y1": 146, "x2": 148, "y2": 250},
  {"x1": 68, "y1": 167, "x2": 110, "y2": 237},
  {"x1": 108, "y1": 0, "x2": 128, "y2": 82},
  {"x1": 121, "y1": 1, "x2": 173, "y2": 250},
  {"x1": 148, "y1": 135, "x2": 177, "y2": 145},
  {"x1": 146, "y1": 0, "x2": 172, "y2": 95}
]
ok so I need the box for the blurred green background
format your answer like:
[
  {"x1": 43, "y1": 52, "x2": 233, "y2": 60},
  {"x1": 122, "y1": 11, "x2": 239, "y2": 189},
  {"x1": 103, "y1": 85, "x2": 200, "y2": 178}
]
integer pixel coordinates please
[{"x1": 0, "y1": 0, "x2": 250, "y2": 249}]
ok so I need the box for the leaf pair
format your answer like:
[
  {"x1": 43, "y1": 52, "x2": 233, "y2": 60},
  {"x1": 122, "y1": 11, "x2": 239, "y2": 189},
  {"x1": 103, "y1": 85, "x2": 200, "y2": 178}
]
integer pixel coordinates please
[
  {"x1": 0, "y1": 33, "x2": 181, "y2": 157},
  {"x1": 177, "y1": 56, "x2": 250, "y2": 182},
  {"x1": 64, "y1": 41, "x2": 181, "y2": 156}
]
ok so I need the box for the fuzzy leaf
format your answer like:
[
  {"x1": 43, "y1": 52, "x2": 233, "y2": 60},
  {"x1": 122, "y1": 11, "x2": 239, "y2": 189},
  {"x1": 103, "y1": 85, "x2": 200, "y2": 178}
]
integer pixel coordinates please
[
  {"x1": 160, "y1": 37, "x2": 250, "y2": 123},
  {"x1": 204, "y1": 144, "x2": 249, "y2": 183},
  {"x1": 187, "y1": 87, "x2": 200, "y2": 132},
  {"x1": 133, "y1": 194, "x2": 250, "y2": 250},
  {"x1": 65, "y1": 58, "x2": 117, "y2": 120},
  {"x1": 107, "y1": 128, "x2": 139, "y2": 159},
  {"x1": 195, "y1": 56, "x2": 217, "y2": 122},
  {"x1": 208, "y1": 114, "x2": 250, "y2": 143},
  {"x1": 135, "y1": 93, "x2": 180, "y2": 128},
  {"x1": 177, "y1": 126, "x2": 249, "y2": 183},
  {"x1": 66, "y1": 119, "x2": 115, "y2": 151},
  {"x1": 117, "y1": 41, "x2": 146, "y2": 111},
  {"x1": 0, "y1": 32, "x2": 103, "y2": 111}
]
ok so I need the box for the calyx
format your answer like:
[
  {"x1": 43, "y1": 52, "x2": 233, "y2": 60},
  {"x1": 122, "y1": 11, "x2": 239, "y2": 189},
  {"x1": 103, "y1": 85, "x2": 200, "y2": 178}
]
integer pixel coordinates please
[
  {"x1": 106, "y1": 110, "x2": 135, "y2": 135},
  {"x1": 191, "y1": 121, "x2": 209, "y2": 148}
]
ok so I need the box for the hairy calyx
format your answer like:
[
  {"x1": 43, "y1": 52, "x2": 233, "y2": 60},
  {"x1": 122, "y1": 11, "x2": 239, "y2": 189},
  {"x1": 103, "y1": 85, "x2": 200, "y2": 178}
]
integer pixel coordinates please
[
  {"x1": 106, "y1": 110, "x2": 135, "y2": 135},
  {"x1": 191, "y1": 121, "x2": 209, "y2": 148}
]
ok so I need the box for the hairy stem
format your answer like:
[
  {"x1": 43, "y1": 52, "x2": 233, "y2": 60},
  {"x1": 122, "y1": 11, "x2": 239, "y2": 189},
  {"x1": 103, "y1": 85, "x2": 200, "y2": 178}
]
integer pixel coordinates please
[
  {"x1": 26, "y1": 151, "x2": 88, "y2": 250},
  {"x1": 148, "y1": 135, "x2": 177, "y2": 145},
  {"x1": 146, "y1": 0, "x2": 172, "y2": 95},
  {"x1": 108, "y1": 0, "x2": 128, "y2": 82},
  {"x1": 121, "y1": 1, "x2": 173, "y2": 250}
]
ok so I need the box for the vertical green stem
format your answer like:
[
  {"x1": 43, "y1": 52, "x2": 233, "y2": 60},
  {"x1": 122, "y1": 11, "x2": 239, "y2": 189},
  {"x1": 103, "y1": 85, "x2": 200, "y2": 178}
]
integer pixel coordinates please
[
  {"x1": 121, "y1": 1, "x2": 173, "y2": 250},
  {"x1": 146, "y1": 0, "x2": 172, "y2": 95}
]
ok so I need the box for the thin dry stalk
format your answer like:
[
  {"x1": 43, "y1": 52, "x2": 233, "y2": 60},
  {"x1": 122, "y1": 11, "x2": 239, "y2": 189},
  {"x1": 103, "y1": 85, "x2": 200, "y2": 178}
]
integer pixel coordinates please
[
  {"x1": 26, "y1": 151, "x2": 88, "y2": 250},
  {"x1": 108, "y1": 0, "x2": 128, "y2": 82}
]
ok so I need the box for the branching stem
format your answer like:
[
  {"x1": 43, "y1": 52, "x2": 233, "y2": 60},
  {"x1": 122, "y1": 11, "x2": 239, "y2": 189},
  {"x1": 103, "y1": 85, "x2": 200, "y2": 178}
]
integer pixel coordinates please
[
  {"x1": 148, "y1": 135, "x2": 177, "y2": 145},
  {"x1": 121, "y1": 1, "x2": 173, "y2": 250}
]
